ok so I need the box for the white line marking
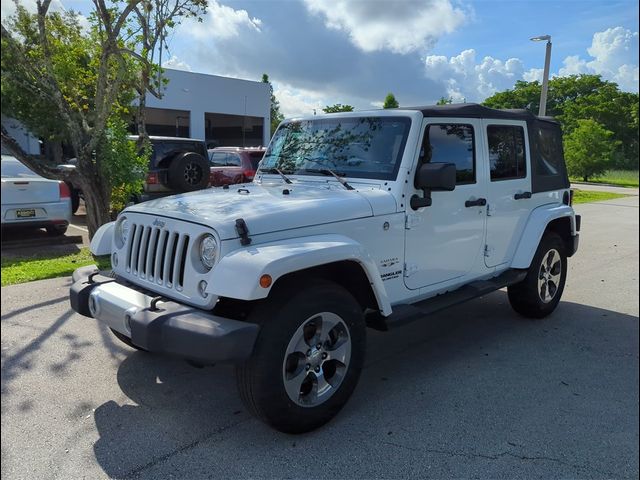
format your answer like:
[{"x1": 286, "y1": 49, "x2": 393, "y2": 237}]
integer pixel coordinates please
[{"x1": 68, "y1": 224, "x2": 88, "y2": 233}]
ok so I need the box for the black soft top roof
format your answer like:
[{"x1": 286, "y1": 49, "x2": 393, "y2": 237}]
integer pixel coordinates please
[{"x1": 406, "y1": 103, "x2": 559, "y2": 125}]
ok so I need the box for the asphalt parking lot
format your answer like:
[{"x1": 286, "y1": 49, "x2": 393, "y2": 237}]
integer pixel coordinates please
[{"x1": 1, "y1": 195, "x2": 638, "y2": 479}]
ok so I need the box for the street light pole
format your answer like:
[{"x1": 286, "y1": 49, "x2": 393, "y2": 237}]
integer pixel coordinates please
[{"x1": 531, "y1": 35, "x2": 552, "y2": 116}]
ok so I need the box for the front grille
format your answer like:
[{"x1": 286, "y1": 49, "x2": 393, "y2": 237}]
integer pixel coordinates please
[{"x1": 125, "y1": 223, "x2": 190, "y2": 290}]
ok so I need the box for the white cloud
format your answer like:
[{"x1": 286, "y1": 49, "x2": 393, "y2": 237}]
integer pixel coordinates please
[
  {"x1": 162, "y1": 55, "x2": 192, "y2": 71},
  {"x1": 183, "y1": 0, "x2": 262, "y2": 40},
  {"x1": 273, "y1": 83, "x2": 327, "y2": 118},
  {"x1": 523, "y1": 68, "x2": 543, "y2": 83},
  {"x1": 424, "y1": 49, "x2": 524, "y2": 101},
  {"x1": 303, "y1": 0, "x2": 467, "y2": 54}
]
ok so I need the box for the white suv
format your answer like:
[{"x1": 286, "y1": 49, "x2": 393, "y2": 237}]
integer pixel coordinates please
[{"x1": 71, "y1": 104, "x2": 580, "y2": 433}]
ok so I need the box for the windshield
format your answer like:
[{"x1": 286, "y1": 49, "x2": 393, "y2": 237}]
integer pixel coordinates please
[
  {"x1": 1, "y1": 157, "x2": 40, "y2": 179},
  {"x1": 261, "y1": 116, "x2": 411, "y2": 180}
]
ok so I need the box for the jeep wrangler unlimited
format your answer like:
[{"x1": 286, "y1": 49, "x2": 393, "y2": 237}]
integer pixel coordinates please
[{"x1": 70, "y1": 104, "x2": 580, "y2": 433}]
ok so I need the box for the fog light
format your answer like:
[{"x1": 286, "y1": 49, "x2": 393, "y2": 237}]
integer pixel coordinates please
[
  {"x1": 198, "y1": 280, "x2": 208, "y2": 298},
  {"x1": 88, "y1": 293, "x2": 99, "y2": 316}
]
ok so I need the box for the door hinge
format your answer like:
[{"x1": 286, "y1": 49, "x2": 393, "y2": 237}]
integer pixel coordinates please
[
  {"x1": 483, "y1": 245, "x2": 494, "y2": 257},
  {"x1": 404, "y1": 263, "x2": 418, "y2": 277},
  {"x1": 405, "y1": 214, "x2": 421, "y2": 229}
]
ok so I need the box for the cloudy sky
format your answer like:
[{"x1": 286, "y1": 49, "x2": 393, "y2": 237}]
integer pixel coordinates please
[{"x1": 2, "y1": 0, "x2": 639, "y2": 117}]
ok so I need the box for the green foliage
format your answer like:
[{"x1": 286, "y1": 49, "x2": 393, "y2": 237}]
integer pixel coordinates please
[
  {"x1": 262, "y1": 73, "x2": 284, "y2": 135},
  {"x1": 569, "y1": 169, "x2": 639, "y2": 187},
  {"x1": 383, "y1": 93, "x2": 399, "y2": 109},
  {"x1": 571, "y1": 190, "x2": 629, "y2": 204},
  {"x1": 564, "y1": 119, "x2": 621, "y2": 181},
  {"x1": 483, "y1": 75, "x2": 639, "y2": 171},
  {"x1": 97, "y1": 117, "x2": 150, "y2": 212},
  {"x1": 436, "y1": 97, "x2": 453, "y2": 105},
  {"x1": 322, "y1": 104, "x2": 354, "y2": 113}
]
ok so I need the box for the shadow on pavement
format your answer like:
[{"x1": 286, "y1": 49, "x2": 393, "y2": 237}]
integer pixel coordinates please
[{"x1": 91, "y1": 293, "x2": 639, "y2": 478}]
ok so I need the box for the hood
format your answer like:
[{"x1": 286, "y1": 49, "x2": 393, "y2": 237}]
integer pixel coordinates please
[{"x1": 126, "y1": 181, "x2": 396, "y2": 239}]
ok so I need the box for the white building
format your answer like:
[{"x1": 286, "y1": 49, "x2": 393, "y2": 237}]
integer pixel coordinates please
[
  {"x1": 2, "y1": 69, "x2": 271, "y2": 156},
  {"x1": 143, "y1": 69, "x2": 271, "y2": 147}
]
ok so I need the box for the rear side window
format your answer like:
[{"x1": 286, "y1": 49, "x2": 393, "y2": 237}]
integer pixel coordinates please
[
  {"x1": 226, "y1": 153, "x2": 242, "y2": 167},
  {"x1": 210, "y1": 152, "x2": 227, "y2": 166},
  {"x1": 487, "y1": 125, "x2": 527, "y2": 181},
  {"x1": 536, "y1": 127, "x2": 563, "y2": 176},
  {"x1": 425, "y1": 124, "x2": 475, "y2": 184}
]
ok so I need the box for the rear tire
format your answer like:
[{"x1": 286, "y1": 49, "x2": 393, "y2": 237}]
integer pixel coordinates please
[
  {"x1": 167, "y1": 152, "x2": 209, "y2": 192},
  {"x1": 508, "y1": 232, "x2": 567, "y2": 318},
  {"x1": 236, "y1": 279, "x2": 366, "y2": 434},
  {"x1": 46, "y1": 225, "x2": 67, "y2": 236}
]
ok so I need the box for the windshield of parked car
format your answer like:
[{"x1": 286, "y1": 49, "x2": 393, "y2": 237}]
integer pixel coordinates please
[
  {"x1": 1, "y1": 157, "x2": 40, "y2": 178},
  {"x1": 261, "y1": 116, "x2": 411, "y2": 180}
]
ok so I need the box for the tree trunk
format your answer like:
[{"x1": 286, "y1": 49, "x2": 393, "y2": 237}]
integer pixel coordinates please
[
  {"x1": 76, "y1": 172, "x2": 112, "y2": 239},
  {"x1": 583, "y1": 175, "x2": 588, "y2": 182}
]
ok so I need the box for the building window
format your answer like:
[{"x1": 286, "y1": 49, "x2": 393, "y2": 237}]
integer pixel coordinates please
[{"x1": 488, "y1": 125, "x2": 527, "y2": 181}]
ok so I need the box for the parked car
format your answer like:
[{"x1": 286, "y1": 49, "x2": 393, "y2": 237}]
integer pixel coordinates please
[
  {"x1": 70, "y1": 104, "x2": 580, "y2": 433},
  {"x1": 208, "y1": 147, "x2": 265, "y2": 186},
  {"x1": 60, "y1": 136, "x2": 210, "y2": 209},
  {"x1": 1, "y1": 155, "x2": 71, "y2": 235}
]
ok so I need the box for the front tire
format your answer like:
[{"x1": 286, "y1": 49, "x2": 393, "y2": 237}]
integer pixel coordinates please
[
  {"x1": 236, "y1": 279, "x2": 366, "y2": 434},
  {"x1": 508, "y1": 232, "x2": 567, "y2": 318}
]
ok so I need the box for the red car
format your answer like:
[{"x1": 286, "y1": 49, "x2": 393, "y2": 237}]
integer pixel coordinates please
[{"x1": 208, "y1": 147, "x2": 266, "y2": 186}]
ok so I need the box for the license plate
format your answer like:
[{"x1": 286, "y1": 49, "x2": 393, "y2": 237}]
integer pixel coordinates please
[{"x1": 16, "y1": 209, "x2": 36, "y2": 218}]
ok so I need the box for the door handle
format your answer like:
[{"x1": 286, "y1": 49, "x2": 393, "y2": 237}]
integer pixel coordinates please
[
  {"x1": 465, "y1": 198, "x2": 487, "y2": 207},
  {"x1": 514, "y1": 191, "x2": 532, "y2": 200}
]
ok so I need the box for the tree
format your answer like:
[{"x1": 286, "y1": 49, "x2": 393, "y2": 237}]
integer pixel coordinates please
[
  {"x1": 436, "y1": 97, "x2": 453, "y2": 105},
  {"x1": 322, "y1": 104, "x2": 354, "y2": 113},
  {"x1": 483, "y1": 75, "x2": 639, "y2": 170},
  {"x1": 383, "y1": 93, "x2": 399, "y2": 109},
  {"x1": 564, "y1": 119, "x2": 620, "y2": 181},
  {"x1": 261, "y1": 73, "x2": 284, "y2": 136},
  {"x1": 1, "y1": 1, "x2": 206, "y2": 238}
]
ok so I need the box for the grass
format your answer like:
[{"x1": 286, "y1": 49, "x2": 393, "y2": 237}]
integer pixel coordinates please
[
  {"x1": 572, "y1": 189, "x2": 630, "y2": 204},
  {"x1": 1, "y1": 247, "x2": 109, "y2": 286},
  {"x1": 571, "y1": 169, "x2": 639, "y2": 188}
]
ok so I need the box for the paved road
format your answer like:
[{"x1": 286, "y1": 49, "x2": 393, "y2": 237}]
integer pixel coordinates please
[{"x1": 1, "y1": 196, "x2": 638, "y2": 479}]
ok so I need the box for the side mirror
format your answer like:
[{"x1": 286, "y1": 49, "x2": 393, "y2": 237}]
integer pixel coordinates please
[{"x1": 411, "y1": 162, "x2": 456, "y2": 209}]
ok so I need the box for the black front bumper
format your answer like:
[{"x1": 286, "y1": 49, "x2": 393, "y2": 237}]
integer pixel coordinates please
[{"x1": 70, "y1": 265, "x2": 259, "y2": 364}]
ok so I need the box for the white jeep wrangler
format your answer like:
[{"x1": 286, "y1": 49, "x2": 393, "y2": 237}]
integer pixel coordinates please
[{"x1": 70, "y1": 104, "x2": 580, "y2": 433}]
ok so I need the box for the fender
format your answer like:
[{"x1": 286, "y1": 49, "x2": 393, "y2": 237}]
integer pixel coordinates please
[
  {"x1": 207, "y1": 234, "x2": 392, "y2": 316},
  {"x1": 90, "y1": 221, "x2": 115, "y2": 256},
  {"x1": 511, "y1": 204, "x2": 576, "y2": 269}
]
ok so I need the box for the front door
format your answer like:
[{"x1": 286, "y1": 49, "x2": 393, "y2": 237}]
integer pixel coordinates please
[
  {"x1": 404, "y1": 118, "x2": 487, "y2": 290},
  {"x1": 482, "y1": 120, "x2": 532, "y2": 268}
]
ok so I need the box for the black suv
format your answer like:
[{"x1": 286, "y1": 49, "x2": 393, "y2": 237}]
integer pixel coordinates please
[{"x1": 137, "y1": 136, "x2": 210, "y2": 201}]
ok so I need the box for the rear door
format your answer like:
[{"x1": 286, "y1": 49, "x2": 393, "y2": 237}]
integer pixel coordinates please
[{"x1": 482, "y1": 120, "x2": 532, "y2": 268}]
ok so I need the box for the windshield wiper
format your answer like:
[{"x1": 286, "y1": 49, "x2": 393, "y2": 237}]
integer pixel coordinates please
[
  {"x1": 259, "y1": 167, "x2": 292, "y2": 184},
  {"x1": 301, "y1": 168, "x2": 354, "y2": 190}
]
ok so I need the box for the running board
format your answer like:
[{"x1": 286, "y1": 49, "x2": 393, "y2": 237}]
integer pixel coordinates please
[{"x1": 382, "y1": 269, "x2": 528, "y2": 330}]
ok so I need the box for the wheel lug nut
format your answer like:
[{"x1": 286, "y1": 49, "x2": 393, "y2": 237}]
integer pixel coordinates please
[
  {"x1": 314, "y1": 366, "x2": 320, "y2": 373},
  {"x1": 306, "y1": 364, "x2": 310, "y2": 370},
  {"x1": 307, "y1": 350, "x2": 311, "y2": 357},
  {"x1": 316, "y1": 343, "x2": 322, "y2": 349},
  {"x1": 322, "y1": 352, "x2": 327, "y2": 359}
]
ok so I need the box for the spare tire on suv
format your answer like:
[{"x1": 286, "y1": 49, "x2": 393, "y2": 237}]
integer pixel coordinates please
[{"x1": 167, "y1": 151, "x2": 209, "y2": 192}]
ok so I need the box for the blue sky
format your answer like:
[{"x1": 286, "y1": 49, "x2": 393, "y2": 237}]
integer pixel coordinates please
[{"x1": 2, "y1": 0, "x2": 638, "y2": 117}]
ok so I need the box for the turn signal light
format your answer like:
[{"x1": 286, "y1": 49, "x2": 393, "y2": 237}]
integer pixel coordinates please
[{"x1": 259, "y1": 274, "x2": 272, "y2": 288}]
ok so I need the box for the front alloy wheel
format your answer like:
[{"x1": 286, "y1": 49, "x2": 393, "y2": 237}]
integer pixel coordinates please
[{"x1": 236, "y1": 279, "x2": 365, "y2": 433}]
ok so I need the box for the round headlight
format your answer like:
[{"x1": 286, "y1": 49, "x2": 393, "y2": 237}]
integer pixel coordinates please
[
  {"x1": 199, "y1": 234, "x2": 218, "y2": 269},
  {"x1": 116, "y1": 217, "x2": 130, "y2": 246}
]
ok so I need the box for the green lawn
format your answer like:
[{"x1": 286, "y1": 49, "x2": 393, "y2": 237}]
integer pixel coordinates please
[
  {"x1": 1, "y1": 247, "x2": 108, "y2": 286},
  {"x1": 571, "y1": 169, "x2": 639, "y2": 188},
  {"x1": 572, "y1": 189, "x2": 630, "y2": 204}
]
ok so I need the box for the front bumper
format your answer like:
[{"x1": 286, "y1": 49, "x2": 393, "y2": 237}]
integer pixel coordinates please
[{"x1": 70, "y1": 265, "x2": 259, "y2": 364}]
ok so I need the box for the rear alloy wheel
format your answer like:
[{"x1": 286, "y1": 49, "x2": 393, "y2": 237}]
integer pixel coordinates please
[
  {"x1": 236, "y1": 279, "x2": 365, "y2": 433},
  {"x1": 508, "y1": 232, "x2": 567, "y2": 318}
]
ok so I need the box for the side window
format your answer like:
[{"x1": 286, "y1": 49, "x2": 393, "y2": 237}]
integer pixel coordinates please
[
  {"x1": 536, "y1": 127, "x2": 562, "y2": 176},
  {"x1": 487, "y1": 125, "x2": 527, "y2": 181},
  {"x1": 424, "y1": 124, "x2": 475, "y2": 184},
  {"x1": 226, "y1": 153, "x2": 242, "y2": 167},
  {"x1": 210, "y1": 152, "x2": 227, "y2": 167}
]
